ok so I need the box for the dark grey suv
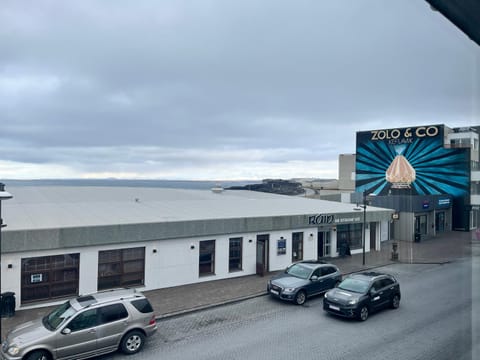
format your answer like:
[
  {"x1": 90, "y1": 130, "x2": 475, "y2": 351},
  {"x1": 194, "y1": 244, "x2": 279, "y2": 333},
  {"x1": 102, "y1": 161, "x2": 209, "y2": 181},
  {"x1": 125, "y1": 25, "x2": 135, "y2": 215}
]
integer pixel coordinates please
[
  {"x1": 1, "y1": 288, "x2": 157, "y2": 360},
  {"x1": 267, "y1": 261, "x2": 342, "y2": 305},
  {"x1": 323, "y1": 271, "x2": 401, "y2": 321}
]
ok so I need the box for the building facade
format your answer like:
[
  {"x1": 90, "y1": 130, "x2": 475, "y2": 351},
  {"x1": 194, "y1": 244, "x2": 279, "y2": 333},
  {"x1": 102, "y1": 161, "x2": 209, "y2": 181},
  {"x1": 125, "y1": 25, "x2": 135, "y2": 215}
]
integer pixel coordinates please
[
  {"x1": 1, "y1": 186, "x2": 393, "y2": 309},
  {"x1": 354, "y1": 124, "x2": 475, "y2": 241}
]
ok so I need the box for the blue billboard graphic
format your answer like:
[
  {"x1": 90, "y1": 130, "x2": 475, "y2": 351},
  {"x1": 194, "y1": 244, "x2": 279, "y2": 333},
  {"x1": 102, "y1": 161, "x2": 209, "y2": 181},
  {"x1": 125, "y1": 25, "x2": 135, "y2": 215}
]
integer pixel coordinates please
[{"x1": 355, "y1": 125, "x2": 470, "y2": 198}]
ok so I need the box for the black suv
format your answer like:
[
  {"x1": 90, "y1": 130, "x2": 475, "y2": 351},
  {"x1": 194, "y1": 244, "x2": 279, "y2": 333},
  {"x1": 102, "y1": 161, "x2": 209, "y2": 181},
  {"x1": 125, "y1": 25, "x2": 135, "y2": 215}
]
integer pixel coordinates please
[
  {"x1": 323, "y1": 271, "x2": 401, "y2": 321},
  {"x1": 267, "y1": 261, "x2": 342, "y2": 305}
]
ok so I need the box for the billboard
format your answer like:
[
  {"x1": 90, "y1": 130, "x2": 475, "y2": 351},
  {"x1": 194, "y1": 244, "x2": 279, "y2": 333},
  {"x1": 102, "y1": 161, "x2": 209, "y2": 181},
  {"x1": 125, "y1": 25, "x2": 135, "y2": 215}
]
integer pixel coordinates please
[{"x1": 355, "y1": 125, "x2": 470, "y2": 198}]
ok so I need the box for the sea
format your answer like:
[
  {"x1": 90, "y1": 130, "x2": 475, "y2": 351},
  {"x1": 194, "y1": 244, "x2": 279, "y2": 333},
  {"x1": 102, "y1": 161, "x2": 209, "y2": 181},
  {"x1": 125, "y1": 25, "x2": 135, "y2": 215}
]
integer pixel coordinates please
[{"x1": 1, "y1": 179, "x2": 260, "y2": 190}]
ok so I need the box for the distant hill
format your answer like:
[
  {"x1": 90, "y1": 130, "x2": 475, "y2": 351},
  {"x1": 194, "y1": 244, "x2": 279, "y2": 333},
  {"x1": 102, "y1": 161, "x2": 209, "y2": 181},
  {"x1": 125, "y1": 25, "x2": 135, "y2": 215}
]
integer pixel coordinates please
[{"x1": 227, "y1": 179, "x2": 305, "y2": 196}]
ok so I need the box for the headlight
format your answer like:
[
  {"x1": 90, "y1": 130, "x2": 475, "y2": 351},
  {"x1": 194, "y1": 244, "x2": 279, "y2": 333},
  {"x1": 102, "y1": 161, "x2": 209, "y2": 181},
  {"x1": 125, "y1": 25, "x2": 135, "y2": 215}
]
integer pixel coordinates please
[
  {"x1": 8, "y1": 346, "x2": 20, "y2": 356},
  {"x1": 283, "y1": 287, "x2": 296, "y2": 293},
  {"x1": 348, "y1": 299, "x2": 358, "y2": 305}
]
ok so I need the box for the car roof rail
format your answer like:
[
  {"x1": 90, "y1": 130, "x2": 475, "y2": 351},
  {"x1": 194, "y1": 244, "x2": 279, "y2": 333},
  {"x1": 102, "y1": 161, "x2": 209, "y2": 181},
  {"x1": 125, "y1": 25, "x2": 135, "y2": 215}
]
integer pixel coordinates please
[
  {"x1": 76, "y1": 288, "x2": 142, "y2": 308},
  {"x1": 298, "y1": 259, "x2": 327, "y2": 264},
  {"x1": 359, "y1": 271, "x2": 387, "y2": 278}
]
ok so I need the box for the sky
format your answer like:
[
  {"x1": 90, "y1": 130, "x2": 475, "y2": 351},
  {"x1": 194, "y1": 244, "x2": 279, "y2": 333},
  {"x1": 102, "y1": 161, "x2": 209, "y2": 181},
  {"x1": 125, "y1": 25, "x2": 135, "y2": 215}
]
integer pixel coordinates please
[{"x1": 1, "y1": 0, "x2": 479, "y2": 181}]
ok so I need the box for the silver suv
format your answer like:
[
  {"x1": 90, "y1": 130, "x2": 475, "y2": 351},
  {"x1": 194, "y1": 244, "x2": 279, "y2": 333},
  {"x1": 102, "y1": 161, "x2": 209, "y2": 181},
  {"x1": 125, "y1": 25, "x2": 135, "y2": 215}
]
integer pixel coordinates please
[{"x1": 1, "y1": 288, "x2": 157, "y2": 360}]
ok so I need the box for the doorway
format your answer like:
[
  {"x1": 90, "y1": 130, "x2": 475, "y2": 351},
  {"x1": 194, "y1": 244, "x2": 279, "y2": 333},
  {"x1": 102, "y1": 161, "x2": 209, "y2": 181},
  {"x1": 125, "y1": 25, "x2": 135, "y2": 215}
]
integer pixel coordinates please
[
  {"x1": 256, "y1": 234, "x2": 269, "y2": 276},
  {"x1": 435, "y1": 212, "x2": 445, "y2": 232},
  {"x1": 317, "y1": 231, "x2": 331, "y2": 258},
  {"x1": 369, "y1": 222, "x2": 376, "y2": 251},
  {"x1": 415, "y1": 215, "x2": 427, "y2": 236}
]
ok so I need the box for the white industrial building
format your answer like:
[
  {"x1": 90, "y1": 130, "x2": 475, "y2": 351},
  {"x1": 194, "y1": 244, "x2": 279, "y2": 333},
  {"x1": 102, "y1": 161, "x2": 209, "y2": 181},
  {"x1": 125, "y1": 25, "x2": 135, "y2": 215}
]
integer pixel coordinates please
[{"x1": 1, "y1": 186, "x2": 394, "y2": 309}]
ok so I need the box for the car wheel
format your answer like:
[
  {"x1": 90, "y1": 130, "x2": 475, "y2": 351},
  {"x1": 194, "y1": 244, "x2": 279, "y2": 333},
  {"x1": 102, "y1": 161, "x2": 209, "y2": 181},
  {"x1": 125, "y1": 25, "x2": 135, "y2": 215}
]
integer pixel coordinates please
[
  {"x1": 120, "y1": 330, "x2": 146, "y2": 355},
  {"x1": 358, "y1": 306, "x2": 369, "y2": 321},
  {"x1": 25, "y1": 350, "x2": 51, "y2": 360},
  {"x1": 294, "y1": 290, "x2": 306, "y2": 305},
  {"x1": 391, "y1": 294, "x2": 400, "y2": 309}
]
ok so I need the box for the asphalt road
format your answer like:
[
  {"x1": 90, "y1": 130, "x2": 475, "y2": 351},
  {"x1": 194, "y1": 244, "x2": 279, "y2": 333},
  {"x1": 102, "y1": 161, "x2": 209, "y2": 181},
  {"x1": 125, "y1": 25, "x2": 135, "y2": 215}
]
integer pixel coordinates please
[{"x1": 101, "y1": 258, "x2": 478, "y2": 360}]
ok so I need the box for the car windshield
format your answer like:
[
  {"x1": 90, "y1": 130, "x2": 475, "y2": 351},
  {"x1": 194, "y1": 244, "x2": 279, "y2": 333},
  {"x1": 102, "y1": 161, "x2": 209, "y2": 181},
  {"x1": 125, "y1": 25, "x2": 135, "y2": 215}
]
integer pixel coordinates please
[
  {"x1": 43, "y1": 300, "x2": 77, "y2": 330},
  {"x1": 338, "y1": 278, "x2": 370, "y2": 293},
  {"x1": 285, "y1": 263, "x2": 311, "y2": 279}
]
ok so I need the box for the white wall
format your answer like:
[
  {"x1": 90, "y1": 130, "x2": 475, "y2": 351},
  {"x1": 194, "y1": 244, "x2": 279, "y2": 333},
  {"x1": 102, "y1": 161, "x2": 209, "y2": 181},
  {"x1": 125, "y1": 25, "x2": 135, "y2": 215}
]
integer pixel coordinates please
[
  {"x1": 267, "y1": 229, "x2": 316, "y2": 271},
  {"x1": 0, "y1": 228, "x2": 323, "y2": 310}
]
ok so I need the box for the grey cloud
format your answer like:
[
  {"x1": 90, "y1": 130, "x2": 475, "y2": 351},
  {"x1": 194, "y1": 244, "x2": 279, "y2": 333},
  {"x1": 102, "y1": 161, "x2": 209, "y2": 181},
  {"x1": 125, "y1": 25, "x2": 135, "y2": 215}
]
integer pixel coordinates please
[{"x1": 0, "y1": 0, "x2": 478, "y2": 179}]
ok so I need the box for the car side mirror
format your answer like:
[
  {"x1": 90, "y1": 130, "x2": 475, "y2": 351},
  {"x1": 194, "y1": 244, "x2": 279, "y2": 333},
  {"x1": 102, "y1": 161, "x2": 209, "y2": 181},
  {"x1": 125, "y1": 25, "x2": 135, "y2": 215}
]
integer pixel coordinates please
[
  {"x1": 62, "y1": 328, "x2": 72, "y2": 335},
  {"x1": 311, "y1": 275, "x2": 319, "y2": 281}
]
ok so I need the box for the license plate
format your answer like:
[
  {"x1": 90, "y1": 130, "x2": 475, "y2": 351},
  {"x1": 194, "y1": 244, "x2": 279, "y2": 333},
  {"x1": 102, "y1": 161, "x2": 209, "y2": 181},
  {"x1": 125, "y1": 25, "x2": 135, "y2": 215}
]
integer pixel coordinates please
[
  {"x1": 270, "y1": 289, "x2": 279, "y2": 295},
  {"x1": 329, "y1": 305, "x2": 340, "y2": 311}
]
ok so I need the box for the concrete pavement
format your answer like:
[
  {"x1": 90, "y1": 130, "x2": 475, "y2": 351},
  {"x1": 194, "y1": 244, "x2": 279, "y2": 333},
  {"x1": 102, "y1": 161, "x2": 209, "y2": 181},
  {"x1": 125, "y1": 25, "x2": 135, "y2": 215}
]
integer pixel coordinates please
[{"x1": 1, "y1": 230, "x2": 475, "y2": 338}]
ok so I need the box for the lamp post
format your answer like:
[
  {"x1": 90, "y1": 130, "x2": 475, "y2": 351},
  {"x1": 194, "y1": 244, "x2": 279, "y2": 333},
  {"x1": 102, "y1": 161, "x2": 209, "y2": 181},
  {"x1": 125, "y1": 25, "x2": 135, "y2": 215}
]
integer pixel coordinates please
[
  {"x1": 0, "y1": 182, "x2": 13, "y2": 261},
  {"x1": 1, "y1": 182, "x2": 13, "y2": 340},
  {"x1": 361, "y1": 190, "x2": 367, "y2": 266},
  {"x1": 353, "y1": 190, "x2": 368, "y2": 266}
]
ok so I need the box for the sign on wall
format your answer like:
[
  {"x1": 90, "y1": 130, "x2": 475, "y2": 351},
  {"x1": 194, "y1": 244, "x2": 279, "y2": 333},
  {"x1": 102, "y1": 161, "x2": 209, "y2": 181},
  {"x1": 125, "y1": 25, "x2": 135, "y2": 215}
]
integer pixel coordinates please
[
  {"x1": 356, "y1": 125, "x2": 470, "y2": 198},
  {"x1": 277, "y1": 238, "x2": 286, "y2": 255}
]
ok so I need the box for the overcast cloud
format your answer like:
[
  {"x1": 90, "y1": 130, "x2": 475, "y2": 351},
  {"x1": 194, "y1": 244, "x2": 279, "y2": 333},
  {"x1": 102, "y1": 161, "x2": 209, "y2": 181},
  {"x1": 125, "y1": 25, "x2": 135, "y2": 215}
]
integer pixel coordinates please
[{"x1": 1, "y1": 0, "x2": 479, "y2": 180}]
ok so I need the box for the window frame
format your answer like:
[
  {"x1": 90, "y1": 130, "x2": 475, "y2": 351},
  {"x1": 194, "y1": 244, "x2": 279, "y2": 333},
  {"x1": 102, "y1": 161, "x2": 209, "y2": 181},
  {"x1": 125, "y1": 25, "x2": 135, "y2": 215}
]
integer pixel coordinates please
[
  {"x1": 292, "y1": 232, "x2": 304, "y2": 262},
  {"x1": 199, "y1": 240, "x2": 216, "y2": 276},
  {"x1": 228, "y1": 237, "x2": 243, "y2": 272},
  {"x1": 21, "y1": 253, "x2": 80, "y2": 304},
  {"x1": 97, "y1": 247, "x2": 145, "y2": 291}
]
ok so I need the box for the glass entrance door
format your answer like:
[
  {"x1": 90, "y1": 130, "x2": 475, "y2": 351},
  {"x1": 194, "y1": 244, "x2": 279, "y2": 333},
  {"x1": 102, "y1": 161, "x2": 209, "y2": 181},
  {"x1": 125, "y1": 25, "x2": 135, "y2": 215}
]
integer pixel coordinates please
[
  {"x1": 256, "y1": 234, "x2": 269, "y2": 276},
  {"x1": 317, "y1": 231, "x2": 331, "y2": 258},
  {"x1": 435, "y1": 212, "x2": 445, "y2": 232}
]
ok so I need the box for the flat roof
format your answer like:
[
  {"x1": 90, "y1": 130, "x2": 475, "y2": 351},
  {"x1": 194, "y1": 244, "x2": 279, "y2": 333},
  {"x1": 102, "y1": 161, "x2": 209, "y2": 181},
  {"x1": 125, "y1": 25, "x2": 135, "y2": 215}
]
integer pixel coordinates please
[{"x1": 2, "y1": 186, "x2": 393, "y2": 231}]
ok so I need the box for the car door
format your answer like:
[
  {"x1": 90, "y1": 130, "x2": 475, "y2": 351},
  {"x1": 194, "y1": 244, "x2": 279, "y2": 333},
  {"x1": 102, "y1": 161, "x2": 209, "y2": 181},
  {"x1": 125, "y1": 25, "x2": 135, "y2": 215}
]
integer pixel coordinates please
[
  {"x1": 55, "y1": 308, "x2": 98, "y2": 360},
  {"x1": 378, "y1": 278, "x2": 395, "y2": 308},
  {"x1": 319, "y1": 266, "x2": 337, "y2": 291},
  {"x1": 369, "y1": 280, "x2": 386, "y2": 312},
  {"x1": 308, "y1": 267, "x2": 324, "y2": 295},
  {"x1": 95, "y1": 303, "x2": 130, "y2": 354}
]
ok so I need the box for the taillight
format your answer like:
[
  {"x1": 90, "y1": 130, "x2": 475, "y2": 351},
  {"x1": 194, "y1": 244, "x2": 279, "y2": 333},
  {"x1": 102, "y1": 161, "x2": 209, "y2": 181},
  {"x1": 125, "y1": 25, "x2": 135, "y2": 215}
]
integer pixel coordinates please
[{"x1": 149, "y1": 314, "x2": 156, "y2": 325}]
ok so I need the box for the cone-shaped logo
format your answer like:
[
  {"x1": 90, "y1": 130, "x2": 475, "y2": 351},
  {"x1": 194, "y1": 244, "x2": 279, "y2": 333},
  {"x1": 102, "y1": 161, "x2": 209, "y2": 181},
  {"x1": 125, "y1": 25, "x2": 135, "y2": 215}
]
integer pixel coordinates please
[{"x1": 386, "y1": 155, "x2": 416, "y2": 188}]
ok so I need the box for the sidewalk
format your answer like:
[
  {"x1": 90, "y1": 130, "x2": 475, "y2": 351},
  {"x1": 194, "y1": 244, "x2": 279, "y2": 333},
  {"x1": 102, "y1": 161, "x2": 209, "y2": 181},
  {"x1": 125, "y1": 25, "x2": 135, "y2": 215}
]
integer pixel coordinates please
[{"x1": 1, "y1": 230, "x2": 475, "y2": 337}]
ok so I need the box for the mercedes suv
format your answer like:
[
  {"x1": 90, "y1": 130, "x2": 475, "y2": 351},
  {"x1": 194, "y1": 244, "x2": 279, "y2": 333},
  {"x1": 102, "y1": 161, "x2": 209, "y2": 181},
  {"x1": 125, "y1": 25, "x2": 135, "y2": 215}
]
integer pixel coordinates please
[
  {"x1": 1, "y1": 288, "x2": 157, "y2": 360},
  {"x1": 323, "y1": 271, "x2": 401, "y2": 321}
]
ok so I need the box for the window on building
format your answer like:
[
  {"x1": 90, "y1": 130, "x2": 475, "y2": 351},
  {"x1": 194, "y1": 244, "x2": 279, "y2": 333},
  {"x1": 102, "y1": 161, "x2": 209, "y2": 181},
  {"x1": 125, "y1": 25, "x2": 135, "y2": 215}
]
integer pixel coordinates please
[
  {"x1": 292, "y1": 232, "x2": 304, "y2": 262},
  {"x1": 229, "y1": 237, "x2": 243, "y2": 272},
  {"x1": 21, "y1": 253, "x2": 80, "y2": 304},
  {"x1": 199, "y1": 240, "x2": 215, "y2": 276},
  {"x1": 415, "y1": 215, "x2": 428, "y2": 236},
  {"x1": 98, "y1": 247, "x2": 145, "y2": 290},
  {"x1": 450, "y1": 138, "x2": 471, "y2": 148},
  {"x1": 336, "y1": 224, "x2": 362, "y2": 251},
  {"x1": 470, "y1": 210, "x2": 478, "y2": 230}
]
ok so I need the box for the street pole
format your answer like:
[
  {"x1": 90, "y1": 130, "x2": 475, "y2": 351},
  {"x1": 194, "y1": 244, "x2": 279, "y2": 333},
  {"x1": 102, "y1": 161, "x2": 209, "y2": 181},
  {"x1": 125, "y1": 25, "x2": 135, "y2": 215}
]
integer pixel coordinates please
[
  {"x1": 0, "y1": 182, "x2": 13, "y2": 343},
  {"x1": 362, "y1": 190, "x2": 366, "y2": 266}
]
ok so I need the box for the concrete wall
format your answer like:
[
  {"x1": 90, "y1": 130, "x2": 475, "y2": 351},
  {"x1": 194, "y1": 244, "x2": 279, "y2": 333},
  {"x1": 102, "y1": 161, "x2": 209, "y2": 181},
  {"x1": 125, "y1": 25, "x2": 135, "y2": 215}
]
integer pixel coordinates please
[{"x1": 1, "y1": 216, "x2": 332, "y2": 254}]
